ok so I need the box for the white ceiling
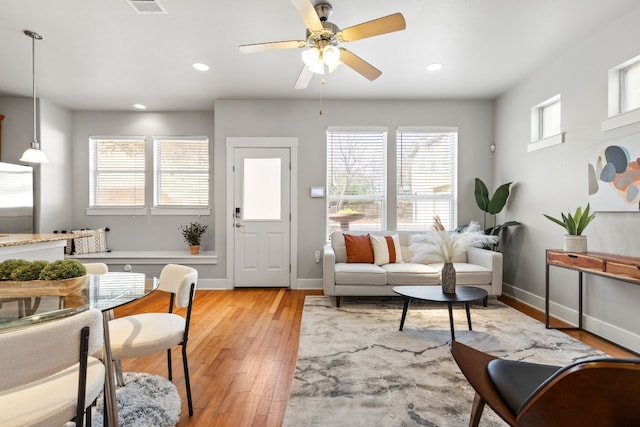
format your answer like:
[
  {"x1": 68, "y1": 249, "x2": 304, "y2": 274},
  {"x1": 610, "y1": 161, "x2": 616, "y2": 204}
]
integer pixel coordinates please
[{"x1": 0, "y1": 0, "x2": 638, "y2": 111}]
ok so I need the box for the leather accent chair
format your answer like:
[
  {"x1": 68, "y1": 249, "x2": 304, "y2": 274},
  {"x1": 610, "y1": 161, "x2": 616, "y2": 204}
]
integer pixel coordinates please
[{"x1": 450, "y1": 340, "x2": 640, "y2": 427}]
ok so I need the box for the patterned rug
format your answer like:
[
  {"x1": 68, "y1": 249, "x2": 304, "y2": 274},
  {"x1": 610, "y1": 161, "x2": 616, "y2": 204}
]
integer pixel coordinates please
[
  {"x1": 283, "y1": 296, "x2": 605, "y2": 427},
  {"x1": 92, "y1": 372, "x2": 181, "y2": 427}
]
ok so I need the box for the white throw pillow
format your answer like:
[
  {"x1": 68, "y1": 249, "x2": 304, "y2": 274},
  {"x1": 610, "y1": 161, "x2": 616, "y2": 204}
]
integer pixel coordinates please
[{"x1": 370, "y1": 234, "x2": 403, "y2": 265}]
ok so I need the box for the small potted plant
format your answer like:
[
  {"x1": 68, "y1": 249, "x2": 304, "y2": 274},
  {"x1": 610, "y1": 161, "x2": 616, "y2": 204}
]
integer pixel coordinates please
[
  {"x1": 543, "y1": 204, "x2": 596, "y2": 253},
  {"x1": 180, "y1": 221, "x2": 208, "y2": 254}
]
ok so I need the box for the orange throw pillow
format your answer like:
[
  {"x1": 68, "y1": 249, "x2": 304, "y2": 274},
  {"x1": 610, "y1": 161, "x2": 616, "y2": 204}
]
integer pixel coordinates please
[{"x1": 344, "y1": 234, "x2": 374, "y2": 263}]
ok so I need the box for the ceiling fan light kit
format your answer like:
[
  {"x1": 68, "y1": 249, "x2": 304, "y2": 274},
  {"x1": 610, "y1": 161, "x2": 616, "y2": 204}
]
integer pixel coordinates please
[{"x1": 239, "y1": 0, "x2": 406, "y2": 89}]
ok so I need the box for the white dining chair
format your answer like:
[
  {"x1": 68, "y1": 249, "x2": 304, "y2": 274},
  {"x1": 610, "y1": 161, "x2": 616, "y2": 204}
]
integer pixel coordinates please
[
  {"x1": 0, "y1": 309, "x2": 105, "y2": 427},
  {"x1": 83, "y1": 262, "x2": 109, "y2": 275},
  {"x1": 107, "y1": 263, "x2": 198, "y2": 415}
]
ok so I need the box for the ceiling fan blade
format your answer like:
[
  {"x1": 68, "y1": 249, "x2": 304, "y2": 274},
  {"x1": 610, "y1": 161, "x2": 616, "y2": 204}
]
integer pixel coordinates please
[
  {"x1": 339, "y1": 48, "x2": 382, "y2": 81},
  {"x1": 294, "y1": 66, "x2": 314, "y2": 89},
  {"x1": 290, "y1": 0, "x2": 324, "y2": 33},
  {"x1": 338, "y1": 13, "x2": 406, "y2": 42},
  {"x1": 239, "y1": 40, "x2": 306, "y2": 54}
]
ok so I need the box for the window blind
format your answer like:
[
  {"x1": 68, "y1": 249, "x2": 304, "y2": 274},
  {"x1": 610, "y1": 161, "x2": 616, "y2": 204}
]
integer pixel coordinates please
[
  {"x1": 153, "y1": 138, "x2": 209, "y2": 207},
  {"x1": 327, "y1": 129, "x2": 386, "y2": 232},
  {"x1": 89, "y1": 138, "x2": 145, "y2": 207},
  {"x1": 397, "y1": 128, "x2": 458, "y2": 230}
]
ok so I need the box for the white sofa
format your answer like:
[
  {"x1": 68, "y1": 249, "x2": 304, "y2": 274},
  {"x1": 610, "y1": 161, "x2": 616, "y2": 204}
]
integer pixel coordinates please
[{"x1": 323, "y1": 230, "x2": 503, "y2": 306}]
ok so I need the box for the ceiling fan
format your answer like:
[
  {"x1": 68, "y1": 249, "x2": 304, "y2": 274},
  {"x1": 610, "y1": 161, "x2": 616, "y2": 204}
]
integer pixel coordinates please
[{"x1": 239, "y1": 0, "x2": 406, "y2": 89}]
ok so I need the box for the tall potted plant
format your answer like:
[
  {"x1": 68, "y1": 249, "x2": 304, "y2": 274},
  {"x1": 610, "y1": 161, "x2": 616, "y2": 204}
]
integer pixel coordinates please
[
  {"x1": 543, "y1": 204, "x2": 595, "y2": 253},
  {"x1": 473, "y1": 178, "x2": 521, "y2": 251},
  {"x1": 180, "y1": 221, "x2": 208, "y2": 254}
]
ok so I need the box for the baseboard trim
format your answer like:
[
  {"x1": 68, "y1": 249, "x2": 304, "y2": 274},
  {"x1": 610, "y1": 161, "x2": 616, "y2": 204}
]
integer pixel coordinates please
[{"x1": 502, "y1": 282, "x2": 640, "y2": 354}]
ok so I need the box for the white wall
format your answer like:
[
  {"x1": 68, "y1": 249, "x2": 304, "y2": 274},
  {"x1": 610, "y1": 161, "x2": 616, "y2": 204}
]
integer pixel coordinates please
[
  {"x1": 0, "y1": 98, "x2": 33, "y2": 164},
  {"x1": 214, "y1": 99, "x2": 495, "y2": 282},
  {"x1": 70, "y1": 111, "x2": 216, "y2": 256},
  {"x1": 0, "y1": 97, "x2": 70, "y2": 233},
  {"x1": 495, "y1": 6, "x2": 640, "y2": 352},
  {"x1": 39, "y1": 99, "x2": 73, "y2": 232}
]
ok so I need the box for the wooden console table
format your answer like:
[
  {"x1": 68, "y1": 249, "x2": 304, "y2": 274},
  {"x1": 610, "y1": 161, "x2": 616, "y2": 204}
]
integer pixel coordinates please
[{"x1": 545, "y1": 249, "x2": 640, "y2": 330}]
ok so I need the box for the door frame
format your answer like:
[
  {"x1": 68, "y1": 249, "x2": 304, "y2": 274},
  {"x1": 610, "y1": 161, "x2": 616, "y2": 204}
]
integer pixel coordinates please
[{"x1": 226, "y1": 137, "x2": 298, "y2": 289}]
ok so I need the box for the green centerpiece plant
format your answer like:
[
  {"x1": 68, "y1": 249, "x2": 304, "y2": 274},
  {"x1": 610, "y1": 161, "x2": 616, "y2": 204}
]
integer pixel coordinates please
[{"x1": 180, "y1": 221, "x2": 208, "y2": 254}]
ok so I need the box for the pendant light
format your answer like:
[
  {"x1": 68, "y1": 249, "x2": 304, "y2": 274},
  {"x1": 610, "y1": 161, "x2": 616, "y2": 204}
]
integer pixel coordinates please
[{"x1": 20, "y1": 30, "x2": 49, "y2": 164}]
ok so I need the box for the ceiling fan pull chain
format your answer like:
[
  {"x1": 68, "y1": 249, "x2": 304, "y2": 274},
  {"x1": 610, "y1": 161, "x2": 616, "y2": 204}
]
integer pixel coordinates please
[{"x1": 319, "y1": 77, "x2": 325, "y2": 115}]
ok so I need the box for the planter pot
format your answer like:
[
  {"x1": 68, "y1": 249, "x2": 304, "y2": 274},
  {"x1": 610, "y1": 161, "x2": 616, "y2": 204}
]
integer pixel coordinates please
[
  {"x1": 0, "y1": 275, "x2": 89, "y2": 297},
  {"x1": 441, "y1": 262, "x2": 456, "y2": 294},
  {"x1": 189, "y1": 245, "x2": 200, "y2": 255},
  {"x1": 564, "y1": 235, "x2": 587, "y2": 253}
]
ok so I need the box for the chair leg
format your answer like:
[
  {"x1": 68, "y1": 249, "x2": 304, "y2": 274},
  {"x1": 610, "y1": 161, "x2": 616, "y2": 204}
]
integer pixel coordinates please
[
  {"x1": 167, "y1": 348, "x2": 173, "y2": 380},
  {"x1": 86, "y1": 405, "x2": 92, "y2": 427},
  {"x1": 182, "y1": 344, "x2": 194, "y2": 416},
  {"x1": 469, "y1": 392, "x2": 486, "y2": 427},
  {"x1": 115, "y1": 359, "x2": 124, "y2": 386}
]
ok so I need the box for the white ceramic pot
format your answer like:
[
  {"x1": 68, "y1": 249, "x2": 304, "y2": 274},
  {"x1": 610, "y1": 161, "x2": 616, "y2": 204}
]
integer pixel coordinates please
[{"x1": 563, "y1": 235, "x2": 587, "y2": 253}]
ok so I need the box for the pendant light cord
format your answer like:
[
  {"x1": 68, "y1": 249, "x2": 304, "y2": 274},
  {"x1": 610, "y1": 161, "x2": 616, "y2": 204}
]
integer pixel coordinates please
[{"x1": 32, "y1": 33, "x2": 37, "y2": 145}]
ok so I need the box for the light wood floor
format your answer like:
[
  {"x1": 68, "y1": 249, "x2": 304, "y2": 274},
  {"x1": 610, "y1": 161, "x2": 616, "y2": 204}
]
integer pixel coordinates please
[{"x1": 114, "y1": 289, "x2": 636, "y2": 427}]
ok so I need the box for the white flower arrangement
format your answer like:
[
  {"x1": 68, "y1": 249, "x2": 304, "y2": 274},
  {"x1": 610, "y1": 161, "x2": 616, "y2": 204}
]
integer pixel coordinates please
[{"x1": 410, "y1": 220, "x2": 498, "y2": 263}]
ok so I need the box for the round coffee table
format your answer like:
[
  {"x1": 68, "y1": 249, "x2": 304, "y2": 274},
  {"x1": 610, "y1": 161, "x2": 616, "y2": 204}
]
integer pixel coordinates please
[{"x1": 392, "y1": 285, "x2": 488, "y2": 341}]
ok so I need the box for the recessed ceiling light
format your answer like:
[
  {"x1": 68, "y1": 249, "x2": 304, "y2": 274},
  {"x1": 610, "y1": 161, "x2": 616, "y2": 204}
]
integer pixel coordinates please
[
  {"x1": 192, "y1": 63, "x2": 210, "y2": 71},
  {"x1": 426, "y1": 63, "x2": 443, "y2": 72},
  {"x1": 133, "y1": 104, "x2": 147, "y2": 110}
]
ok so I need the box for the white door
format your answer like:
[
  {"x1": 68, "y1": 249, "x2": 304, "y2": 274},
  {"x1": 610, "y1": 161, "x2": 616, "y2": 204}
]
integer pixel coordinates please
[{"x1": 233, "y1": 147, "x2": 291, "y2": 287}]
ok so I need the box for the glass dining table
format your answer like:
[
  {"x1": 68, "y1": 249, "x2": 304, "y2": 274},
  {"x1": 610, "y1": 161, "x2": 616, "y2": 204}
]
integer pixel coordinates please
[{"x1": 0, "y1": 272, "x2": 158, "y2": 427}]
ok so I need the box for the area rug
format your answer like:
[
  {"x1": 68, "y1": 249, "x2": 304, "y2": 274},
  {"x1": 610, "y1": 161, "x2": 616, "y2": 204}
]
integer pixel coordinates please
[
  {"x1": 92, "y1": 372, "x2": 181, "y2": 427},
  {"x1": 283, "y1": 296, "x2": 605, "y2": 427}
]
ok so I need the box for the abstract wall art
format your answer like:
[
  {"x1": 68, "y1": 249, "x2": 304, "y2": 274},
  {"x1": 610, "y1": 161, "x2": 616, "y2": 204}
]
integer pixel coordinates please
[{"x1": 588, "y1": 134, "x2": 640, "y2": 211}]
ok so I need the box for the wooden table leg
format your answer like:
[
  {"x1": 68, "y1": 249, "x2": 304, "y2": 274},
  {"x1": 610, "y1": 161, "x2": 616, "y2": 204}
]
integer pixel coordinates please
[
  {"x1": 465, "y1": 303, "x2": 473, "y2": 330},
  {"x1": 399, "y1": 297, "x2": 411, "y2": 331}
]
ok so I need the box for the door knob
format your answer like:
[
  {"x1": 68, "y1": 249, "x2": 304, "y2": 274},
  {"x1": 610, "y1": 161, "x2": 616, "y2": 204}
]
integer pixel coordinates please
[{"x1": 235, "y1": 223, "x2": 244, "y2": 228}]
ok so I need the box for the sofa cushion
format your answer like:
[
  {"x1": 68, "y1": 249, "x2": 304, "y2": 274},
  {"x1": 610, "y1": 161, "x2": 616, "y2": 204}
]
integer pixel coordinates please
[
  {"x1": 383, "y1": 263, "x2": 441, "y2": 285},
  {"x1": 427, "y1": 262, "x2": 493, "y2": 285},
  {"x1": 344, "y1": 234, "x2": 374, "y2": 263},
  {"x1": 335, "y1": 263, "x2": 387, "y2": 286},
  {"x1": 370, "y1": 234, "x2": 403, "y2": 265}
]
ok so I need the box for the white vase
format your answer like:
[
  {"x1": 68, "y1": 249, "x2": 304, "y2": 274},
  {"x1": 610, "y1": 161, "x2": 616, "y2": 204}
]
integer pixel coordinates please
[{"x1": 563, "y1": 235, "x2": 587, "y2": 253}]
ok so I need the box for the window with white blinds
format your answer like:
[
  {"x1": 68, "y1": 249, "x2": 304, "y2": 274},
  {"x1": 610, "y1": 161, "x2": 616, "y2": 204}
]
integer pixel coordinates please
[
  {"x1": 153, "y1": 137, "x2": 209, "y2": 207},
  {"x1": 327, "y1": 128, "x2": 387, "y2": 233},
  {"x1": 89, "y1": 137, "x2": 145, "y2": 207},
  {"x1": 396, "y1": 127, "x2": 458, "y2": 231}
]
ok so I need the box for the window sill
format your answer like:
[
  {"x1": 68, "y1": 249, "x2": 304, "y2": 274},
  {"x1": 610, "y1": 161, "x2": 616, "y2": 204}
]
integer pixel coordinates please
[
  {"x1": 85, "y1": 207, "x2": 211, "y2": 216},
  {"x1": 528, "y1": 133, "x2": 564, "y2": 152},
  {"x1": 602, "y1": 108, "x2": 640, "y2": 131},
  {"x1": 150, "y1": 207, "x2": 211, "y2": 216},
  {"x1": 86, "y1": 207, "x2": 147, "y2": 216}
]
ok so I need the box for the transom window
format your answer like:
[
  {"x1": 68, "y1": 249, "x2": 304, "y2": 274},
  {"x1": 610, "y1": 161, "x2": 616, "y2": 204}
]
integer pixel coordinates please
[
  {"x1": 604, "y1": 55, "x2": 640, "y2": 131},
  {"x1": 396, "y1": 127, "x2": 458, "y2": 230},
  {"x1": 89, "y1": 137, "x2": 145, "y2": 207},
  {"x1": 621, "y1": 60, "x2": 640, "y2": 113}
]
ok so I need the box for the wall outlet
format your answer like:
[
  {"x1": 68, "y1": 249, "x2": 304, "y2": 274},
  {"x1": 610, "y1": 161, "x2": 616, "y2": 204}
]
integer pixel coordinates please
[{"x1": 314, "y1": 250, "x2": 321, "y2": 263}]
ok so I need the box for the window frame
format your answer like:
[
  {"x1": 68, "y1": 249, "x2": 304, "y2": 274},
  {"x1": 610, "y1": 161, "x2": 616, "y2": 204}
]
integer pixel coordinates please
[
  {"x1": 87, "y1": 135, "x2": 211, "y2": 216},
  {"x1": 396, "y1": 126, "x2": 458, "y2": 231},
  {"x1": 150, "y1": 136, "x2": 210, "y2": 216},
  {"x1": 326, "y1": 127, "x2": 388, "y2": 235},
  {"x1": 603, "y1": 54, "x2": 640, "y2": 131},
  {"x1": 529, "y1": 94, "x2": 564, "y2": 152},
  {"x1": 87, "y1": 136, "x2": 147, "y2": 216}
]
